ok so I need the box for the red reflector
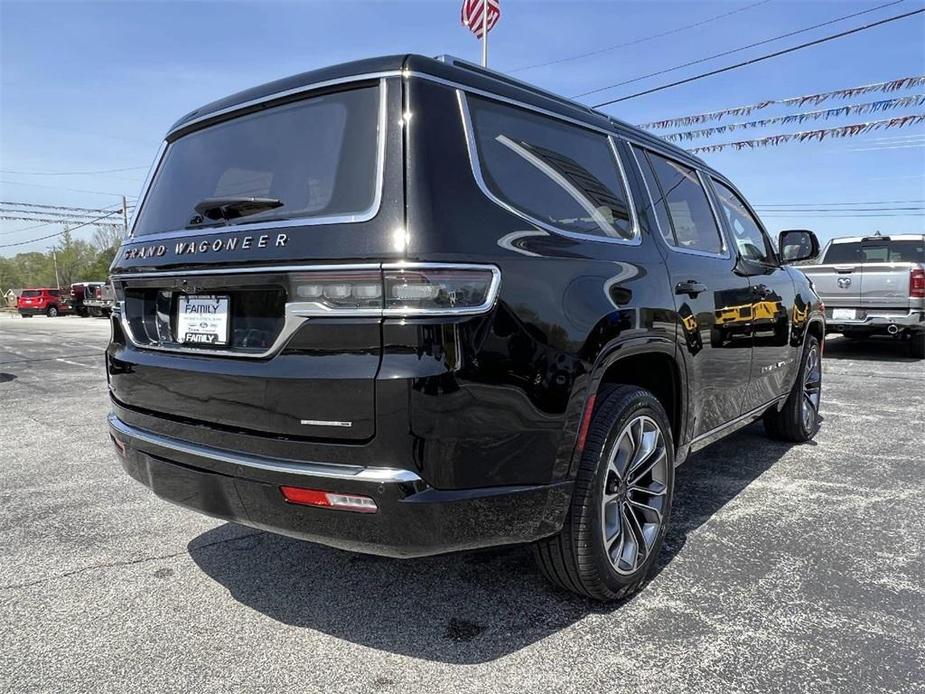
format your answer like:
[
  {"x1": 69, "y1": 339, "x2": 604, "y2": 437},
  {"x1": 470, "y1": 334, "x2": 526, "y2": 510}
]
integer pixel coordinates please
[
  {"x1": 280, "y1": 486, "x2": 378, "y2": 513},
  {"x1": 576, "y1": 393, "x2": 597, "y2": 453},
  {"x1": 111, "y1": 435, "x2": 126, "y2": 457}
]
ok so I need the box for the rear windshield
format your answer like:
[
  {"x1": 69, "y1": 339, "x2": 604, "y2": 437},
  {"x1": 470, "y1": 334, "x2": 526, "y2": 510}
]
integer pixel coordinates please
[
  {"x1": 21, "y1": 290, "x2": 41, "y2": 297},
  {"x1": 133, "y1": 85, "x2": 381, "y2": 237},
  {"x1": 824, "y1": 239, "x2": 925, "y2": 264}
]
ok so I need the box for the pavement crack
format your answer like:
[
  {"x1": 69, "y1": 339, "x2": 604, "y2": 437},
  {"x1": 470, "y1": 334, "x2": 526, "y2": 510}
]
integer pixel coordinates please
[{"x1": 1, "y1": 530, "x2": 263, "y2": 591}]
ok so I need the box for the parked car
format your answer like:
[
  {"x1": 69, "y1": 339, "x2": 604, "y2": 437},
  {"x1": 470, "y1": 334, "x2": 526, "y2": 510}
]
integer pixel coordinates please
[
  {"x1": 801, "y1": 234, "x2": 924, "y2": 358},
  {"x1": 82, "y1": 282, "x2": 115, "y2": 317},
  {"x1": 106, "y1": 55, "x2": 824, "y2": 601},
  {"x1": 17, "y1": 288, "x2": 70, "y2": 317},
  {"x1": 69, "y1": 282, "x2": 105, "y2": 317}
]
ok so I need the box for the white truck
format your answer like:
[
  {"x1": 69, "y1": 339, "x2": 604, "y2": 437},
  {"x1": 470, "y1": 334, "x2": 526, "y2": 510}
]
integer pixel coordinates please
[{"x1": 801, "y1": 234, "x2": 924, "y2": 358}]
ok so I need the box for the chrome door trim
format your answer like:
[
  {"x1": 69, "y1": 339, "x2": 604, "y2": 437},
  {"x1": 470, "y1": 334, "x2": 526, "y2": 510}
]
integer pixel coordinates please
[
  {"x1": 456, "y1": 90, "x2": 641, "y2": 246},
  {"x1": 108, "y1": 413, "x2": 422, "y2": 483},
  {"x1": 687, "y1": 395, "x2": 785, "y2": 451},
  {"x1": 626, "y1": 143, "x2": 731, "y2": 260},
  {"x1": 127, "y1": 79, "x2": 390, "y2": 242}
]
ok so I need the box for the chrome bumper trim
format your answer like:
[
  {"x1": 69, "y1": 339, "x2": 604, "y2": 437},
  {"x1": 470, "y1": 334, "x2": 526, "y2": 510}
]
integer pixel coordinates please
[{"x1": 107, "y1": 413, "x2": 422, "y2": 484}]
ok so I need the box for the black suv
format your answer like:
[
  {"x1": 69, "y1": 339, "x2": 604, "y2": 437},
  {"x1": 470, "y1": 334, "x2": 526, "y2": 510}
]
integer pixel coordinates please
[{"x1": 107, "y1": 55, "x2": 824, "y2": 600}]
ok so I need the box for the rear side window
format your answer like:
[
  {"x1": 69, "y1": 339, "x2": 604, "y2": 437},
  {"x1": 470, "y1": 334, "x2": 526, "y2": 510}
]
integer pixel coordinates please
[
  {"x1": 711, "y1": 179, "x2": 775, "y2": 263},
  {"x1": 823, "y1": 242, "x2": 859, "y2": 264},
  {"x1": 862, "y1": 240, "x2": 924, "y2": 262},
  {"x1": 133, "y1": 85, "x2": 381, "y2": 237},
  {"x1": 466, "y1": 95, "x2": 635, "y2": 240},
  {"x1": 823, "y1": 240, "x2": 924, "y2": 263},
  {"x1": 641, "y1": 150, "x2": 724, "y2": 255}
]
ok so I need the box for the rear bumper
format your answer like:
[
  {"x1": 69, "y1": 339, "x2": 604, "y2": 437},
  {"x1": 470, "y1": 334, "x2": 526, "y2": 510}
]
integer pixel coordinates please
[
  {"x1": 826, "y1": 309, "x2": 925, "y2": 332},
  {"x1": 17, "y1": 308, "x2": 45, "y2": 316},
  {"x1": 108, "y1": 413, "x2": 572, "y2": 557}
]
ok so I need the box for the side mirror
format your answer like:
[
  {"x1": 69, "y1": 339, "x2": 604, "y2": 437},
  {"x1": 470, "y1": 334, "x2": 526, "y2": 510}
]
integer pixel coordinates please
[{"x1": 778, "y1": 229, "x2": 819, "y2": 264}]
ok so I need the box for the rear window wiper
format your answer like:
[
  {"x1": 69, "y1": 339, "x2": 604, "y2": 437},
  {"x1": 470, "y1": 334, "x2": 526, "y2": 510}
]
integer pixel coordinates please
[{"x1": 190, "y1": 197, "x2": 284, "y2": 225}]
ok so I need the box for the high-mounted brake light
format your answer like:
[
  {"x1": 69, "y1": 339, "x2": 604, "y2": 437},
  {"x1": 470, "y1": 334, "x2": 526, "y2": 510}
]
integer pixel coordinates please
[
  {"x1": 910, "y1": 268, "x2": 925, "y2": 298},
  {"x1": 280, "y1": 486, "x2": 378, "y2": 513}
]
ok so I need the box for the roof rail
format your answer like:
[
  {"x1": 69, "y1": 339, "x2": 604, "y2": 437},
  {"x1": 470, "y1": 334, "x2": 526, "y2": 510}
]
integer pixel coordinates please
[{"x1": 434, "y1": 54, "x2": 599, "y2": 117}]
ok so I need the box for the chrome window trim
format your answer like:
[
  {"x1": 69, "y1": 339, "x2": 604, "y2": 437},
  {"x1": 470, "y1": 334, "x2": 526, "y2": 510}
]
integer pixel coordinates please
[
  {"x1": 128, "y1": 79, "x2": 390, "y2": 243},
  {"x1": 708, "y1": 174, "x2": 781, "y2": 266},
  {"x1": 166, "y1": 70, "x2": 403, "y2": 137},
  {"x1": 114, "y1": 262, "x2": 501, "y2": 358},
  {"x1": 628, "y1": 143, "x2": 731, "y2": 260},
  {"x1": 108, "y1": 413, "x2": 422, "y2": 483},
  {"x1": 456, "y1": 89, "x2": 641, "y2": 246}
]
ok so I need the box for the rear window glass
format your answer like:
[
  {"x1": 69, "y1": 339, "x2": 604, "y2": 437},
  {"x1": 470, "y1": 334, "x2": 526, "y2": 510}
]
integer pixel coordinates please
[
  {"x1": 824, "y1": 240, "x2": 924, "y2": 263},
  {"x1": 466, "y1": 95, "x2": 635, "y2": 240},
  {"x1": 133, "y1": 85, "x2": 381, "y2": 236},
  {"x1": 21, "y1": 290, "x2": 40, "y2": 297}
]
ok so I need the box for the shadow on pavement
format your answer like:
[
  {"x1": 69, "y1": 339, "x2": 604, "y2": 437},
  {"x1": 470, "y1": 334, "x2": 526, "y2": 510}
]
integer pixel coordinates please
[
  {"x1": 822, "y1": 335, "x2": 919, "y2": 363},
  {"x1": 189, "y1": 422, "x2": 792, "y2": 664}
]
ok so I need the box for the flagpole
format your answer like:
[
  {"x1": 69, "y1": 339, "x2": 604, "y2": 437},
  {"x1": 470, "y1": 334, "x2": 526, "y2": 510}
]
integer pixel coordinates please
[{"x1": 481, "y1": 1, "x2": 488, "y2": 66}]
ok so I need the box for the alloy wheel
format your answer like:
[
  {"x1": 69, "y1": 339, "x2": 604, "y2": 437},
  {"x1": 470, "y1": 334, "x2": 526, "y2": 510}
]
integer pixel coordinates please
[
  {"x1": 600, "y1": 415, "x2": 668, "y2": 575},
  {"x1": 802, "y1": 345, "x2": 822, "y2": 431}
]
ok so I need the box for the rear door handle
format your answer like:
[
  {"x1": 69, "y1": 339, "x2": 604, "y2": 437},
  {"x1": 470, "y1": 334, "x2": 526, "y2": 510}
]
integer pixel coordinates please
[{"x1": 675, "y1": 280, "x2": 708, "y2": 297}]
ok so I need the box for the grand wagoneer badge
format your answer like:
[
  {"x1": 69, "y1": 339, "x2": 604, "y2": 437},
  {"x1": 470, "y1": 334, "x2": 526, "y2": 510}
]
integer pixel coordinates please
[{"x1": 121, "y1": 232, "x2": 289, "y2": 261}]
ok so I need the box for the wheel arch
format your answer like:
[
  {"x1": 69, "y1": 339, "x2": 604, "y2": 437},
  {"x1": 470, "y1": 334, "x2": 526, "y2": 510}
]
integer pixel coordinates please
[{"x1": 566, "y1": 337, "x2": 687, "y2": 478}]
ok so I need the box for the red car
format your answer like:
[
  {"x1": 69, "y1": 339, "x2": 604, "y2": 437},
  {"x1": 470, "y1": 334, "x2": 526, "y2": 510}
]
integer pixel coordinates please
[{"x1": 17, "y1": 288, "x2": 71, "y2": 317}]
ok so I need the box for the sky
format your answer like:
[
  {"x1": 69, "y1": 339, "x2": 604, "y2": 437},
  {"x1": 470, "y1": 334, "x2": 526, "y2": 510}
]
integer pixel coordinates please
[{"x1": 1, "y1": 0, "x2": 923, "y2": 256}]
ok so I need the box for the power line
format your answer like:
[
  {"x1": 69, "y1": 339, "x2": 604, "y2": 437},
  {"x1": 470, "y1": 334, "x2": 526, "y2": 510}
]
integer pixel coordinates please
[
  {"x1": 591, "y1": 8, "x2": 925, "y2": 107},
  {"x1": 511, "y1": 0, "x2": 773, "y2": 73},
  {"x1": 0, "y1": 180, "x2": 136, "y2": 197},
  {"x1": 574, "y1": 0, "x2": 906, "y2": 99},
  {"x1": 759, "y1": 206, "x2": 925, "y2": 212},
  {"x1": 0, "y1": 210, "x2": 123, "y2": 249},
  {"x1": 0, "y1": 166, "x2": 148, "y2": 176},
  {"x1": 0, "y1": 200, "x2": 130, "y2": 214},
  {"x1": 755, "y1": 199, "x2": 924, "y2": 207}
]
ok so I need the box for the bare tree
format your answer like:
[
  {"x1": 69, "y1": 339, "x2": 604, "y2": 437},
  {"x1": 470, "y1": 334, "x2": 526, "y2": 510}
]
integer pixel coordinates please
[{"x1": 92, "y1": 223, "x2": 125, "y2": 251}]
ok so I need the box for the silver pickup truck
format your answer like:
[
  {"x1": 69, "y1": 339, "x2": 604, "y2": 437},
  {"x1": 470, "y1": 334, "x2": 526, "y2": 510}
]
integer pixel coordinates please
[{"x1": 801, "y1": 234, "x2": 924, "y2": 358}]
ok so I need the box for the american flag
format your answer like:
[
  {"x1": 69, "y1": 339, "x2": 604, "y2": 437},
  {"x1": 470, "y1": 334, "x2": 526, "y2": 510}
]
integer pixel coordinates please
[{"x1": 461, "y1": 0, "x2": 501, "y2": 39}]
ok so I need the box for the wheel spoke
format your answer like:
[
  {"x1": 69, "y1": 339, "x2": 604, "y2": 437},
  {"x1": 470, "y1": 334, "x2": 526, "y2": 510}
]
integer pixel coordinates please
[
  {"x1": 627, "y1": 497, "x2": 662, "y2": 525},
  {"x1": 623, "y1": 503, "x2": 648, "y2": 568},
  {"x1": 630, "y1": 482, "x2": 666, "y2": 497},
  {"x1": 628, "y1": 448, "x2": 666, "y2": 487}
]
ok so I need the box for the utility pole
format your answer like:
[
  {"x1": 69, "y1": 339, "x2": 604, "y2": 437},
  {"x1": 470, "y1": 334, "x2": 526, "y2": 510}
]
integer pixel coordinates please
[
  {"x1": 48, "y1": 246, "x2": 60, "y2": 288},
  {"x1": 122, "y1": 195, "x2": 129, "y2": 237}
]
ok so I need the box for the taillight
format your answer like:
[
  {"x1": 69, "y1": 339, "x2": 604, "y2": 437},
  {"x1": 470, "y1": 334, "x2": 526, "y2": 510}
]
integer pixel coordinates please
[
  {"x1": 383, "y1": 265, "x2": 498, "y2": 315},
  {"x1": 911, "y1": 268, "x2": 925, "y2": 298},
  {"x1": 280, "y1": 486, "x2": 378, "y2": 513},
  {"x1": 289, "y1": 264, "x2": 500, "y2": 317}
]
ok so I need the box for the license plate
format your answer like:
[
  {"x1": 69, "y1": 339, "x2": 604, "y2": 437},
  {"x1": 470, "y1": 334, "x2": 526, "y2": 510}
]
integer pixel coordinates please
[
  {"x1": 832, "y1": 308, "x2": 856, "y2": 321},
  {"x1": 177, "y1": 295, "x2": 229, "y2": 345}
]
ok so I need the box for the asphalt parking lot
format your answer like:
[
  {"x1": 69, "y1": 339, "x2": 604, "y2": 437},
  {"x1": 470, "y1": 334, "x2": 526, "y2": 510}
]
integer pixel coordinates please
[{"x1": 1, "y1": 313, "x2": 922, "y2": 694}]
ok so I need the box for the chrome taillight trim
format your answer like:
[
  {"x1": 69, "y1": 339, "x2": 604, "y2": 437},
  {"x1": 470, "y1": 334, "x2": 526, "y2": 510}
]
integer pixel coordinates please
[{"x1": 114, "y1": 262, "x2": 501, "y2": 359}]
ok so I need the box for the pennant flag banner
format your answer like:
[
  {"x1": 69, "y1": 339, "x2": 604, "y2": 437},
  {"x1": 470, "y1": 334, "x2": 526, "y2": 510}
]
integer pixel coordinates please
[
  {"x1": 639, "y1": 75, "x2": 925, "y2": 130},
  {"x1": 687, "y1": 115, "x2": 925, "y2": 154},
  {"x1": 663, "y1": 95, "x2": 925, "y2": 142}
]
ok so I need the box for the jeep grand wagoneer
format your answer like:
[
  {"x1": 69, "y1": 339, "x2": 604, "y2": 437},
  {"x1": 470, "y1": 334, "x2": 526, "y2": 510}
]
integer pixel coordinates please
[{"x1": 107, "y1": 55, "x2": 824, "y2": 600}]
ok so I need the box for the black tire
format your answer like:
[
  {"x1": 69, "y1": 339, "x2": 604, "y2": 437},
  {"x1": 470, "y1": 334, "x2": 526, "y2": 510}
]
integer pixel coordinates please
[
  {"x1": 46, "y1": 305, "x2": 59, "y2": 318},
  {"x1": 533, "y1": 385, "x2": 674, "y2": 601},
  {"x1": 764, "y1": 334, "x2": 822, "y2": 442},
  {"x1": 909, "y1": 333, "x2": 925, "y2": 359}
]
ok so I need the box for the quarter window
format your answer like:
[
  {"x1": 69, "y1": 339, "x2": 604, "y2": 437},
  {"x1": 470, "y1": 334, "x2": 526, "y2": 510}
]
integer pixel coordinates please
[
  {"x1": 712, "y1": 179, "x2": 775, "y2": 263},
  {"x1": 466, "y1": 95, "x2": 635, "y2": 240},
  {"x1": 642, "y1": 150, "x2": 724, "y2": 255}
]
